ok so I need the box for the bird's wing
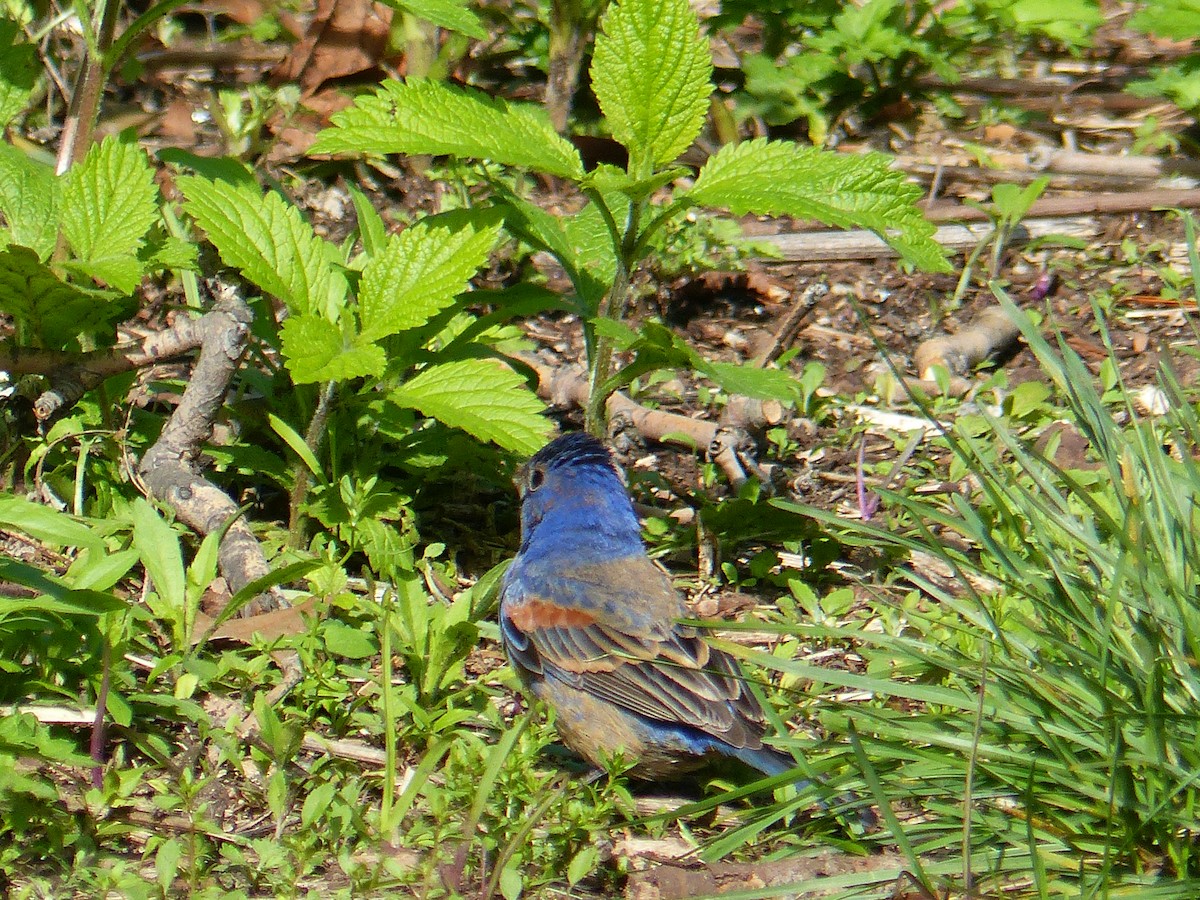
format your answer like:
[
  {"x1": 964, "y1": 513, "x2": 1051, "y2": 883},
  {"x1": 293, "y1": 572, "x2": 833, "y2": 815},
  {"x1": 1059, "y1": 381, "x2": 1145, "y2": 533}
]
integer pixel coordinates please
[{"x1": 501, "y1": 554, "x2": 768, "y2": 749}]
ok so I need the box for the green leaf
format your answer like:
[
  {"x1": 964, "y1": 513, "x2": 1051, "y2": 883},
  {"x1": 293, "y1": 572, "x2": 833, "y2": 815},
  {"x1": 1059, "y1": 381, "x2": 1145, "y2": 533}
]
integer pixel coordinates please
[
  {"x1": 0, "y1": 19, "x2": 38, "y2": 130},
  {"x1": 581, "y1": 163, "x2": 690, "y2": 201},
  {"x1": 687, "y1": 138, "x2": 949, "y2": 272},
  {"x1": 359, "y1": 219, "x2": 500, "y2": 341},
  {"x1": 590, "y1": 0, "x2": 712, "y2": 170},
  {"x1": 697, "y1": 360, "x2": 800, "y2": 402},
  {"x1": 280, "y1": 314, "x2": 386, "y2": 384},
  {"x1": 348, "y1": 184, "x2": 387, "y2": 259},
  {"x1": 384, "y1": 0, "x2": 486, "y2": 38},
  {"x1": 61, "y1": 136, "x2": 159, "y2": 291},
  {"x1": 391, "y1": 358, "x2": 549, "y2": 453},
  {"x1": 0, "y1": 556, "x2": 124, "y2": 615},
  {"x1": 311, "y1": 78, "x2": 584, "y2": 180},
  {"x1": 323, "y1": 620, "x2": 378, "y2": 659},
  {"x1": 1006, "y1": 0, "x2": 1101, "y2": 46},
  {"x1": 0, "y1": 496, "x2": 104, "y2": 551},
  {"x1": 0, "y1": 143, "x2": 57, "y2": 258},
  {"x1": 1130, "y1": 0, "x2": 1200, "y2": 40},
  {"x1": 179, "y1": 173, "x2": 348, "y2": 318},
  {"x1": 131, "y1": 499, "x2": 186, "y2": 607},
  {"x1": 0, "y1": 247, "x2": 130, "y2": 348}
]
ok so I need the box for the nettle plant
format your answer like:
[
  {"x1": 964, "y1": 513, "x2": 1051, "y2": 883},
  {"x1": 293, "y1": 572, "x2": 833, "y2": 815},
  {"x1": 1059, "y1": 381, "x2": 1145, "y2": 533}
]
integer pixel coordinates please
[{"x1": 312, "y1": 0, "x2": 948, "y2": 434}]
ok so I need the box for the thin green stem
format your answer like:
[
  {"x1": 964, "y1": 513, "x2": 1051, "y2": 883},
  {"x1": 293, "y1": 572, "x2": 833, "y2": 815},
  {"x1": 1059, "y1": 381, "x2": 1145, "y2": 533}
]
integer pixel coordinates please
[
  {"x1": 583, "y1": 192, "x2": 643, "y2": 435},
  {"x1": 287, "y1": 381, "x2": 337, "y2": 546}
]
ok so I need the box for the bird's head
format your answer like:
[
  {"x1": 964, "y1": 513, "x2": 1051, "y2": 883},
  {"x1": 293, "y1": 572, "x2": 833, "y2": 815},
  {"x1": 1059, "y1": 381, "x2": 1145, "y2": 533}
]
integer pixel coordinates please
[{"x1": 515, "y1": 432, "x2": 642, "y2": 554}]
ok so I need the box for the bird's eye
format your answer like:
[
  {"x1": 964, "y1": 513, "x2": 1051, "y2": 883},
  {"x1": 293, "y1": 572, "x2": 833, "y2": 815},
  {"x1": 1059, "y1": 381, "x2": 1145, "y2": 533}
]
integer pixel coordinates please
[{"x1": 527, "y1": 466, "x2": 546, "y2": 492}]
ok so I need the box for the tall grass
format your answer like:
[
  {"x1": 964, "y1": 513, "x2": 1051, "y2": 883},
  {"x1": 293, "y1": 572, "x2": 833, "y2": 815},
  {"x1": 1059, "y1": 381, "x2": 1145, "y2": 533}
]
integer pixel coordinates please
[{"x1": 757, "y1": 291, "x2": 1200, "y2": 897}]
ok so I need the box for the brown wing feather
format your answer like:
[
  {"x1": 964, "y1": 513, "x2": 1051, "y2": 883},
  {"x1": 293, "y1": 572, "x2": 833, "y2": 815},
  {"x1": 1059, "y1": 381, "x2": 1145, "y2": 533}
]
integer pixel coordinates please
[{"x1": 503, "y1": 554, "x2": 770, "y2": 750}]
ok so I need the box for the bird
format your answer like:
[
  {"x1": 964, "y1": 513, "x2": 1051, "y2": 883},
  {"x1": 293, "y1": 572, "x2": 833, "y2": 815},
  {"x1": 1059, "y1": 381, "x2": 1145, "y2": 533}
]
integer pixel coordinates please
[{"x1": 499, "y1": 431, "x2": 800, "y2": 781}]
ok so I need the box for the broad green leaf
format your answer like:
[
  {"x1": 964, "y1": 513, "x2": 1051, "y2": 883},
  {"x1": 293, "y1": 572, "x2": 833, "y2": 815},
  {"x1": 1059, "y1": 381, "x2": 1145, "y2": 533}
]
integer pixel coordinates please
[
  {"x1": 311, "y1": 78, "x2": 584, "y2": 180},
  {"x1": 61, "y1": 137, "x2": 159, "y2": 291},
  {"x1": 0, "y1": 246, "x2": 130, "y2": 348},
  {"x1": 590, "y1": 0, "x2": 712, "y2": 170},
  {"x1": 0, "y1": 143, "x2": 56, "y2": 258},
  {"x1": 0, "y1": 19, "x2": 37, "y2": 130},
  {"x1": 131, "y1": 498, "x2": 186, "y2": 607},
  {"x1": 1007, "y1": 0, "x2": 1100, "y2": 46},
  {"x1": 385, "y1": 0, "x2": 486, "y2": 38},
  {"x1": 280, "y1": 314, "x2": 386, "y2": 384},
  {"x1": 687, "y1": 138, "x2": 949, "y2": 272},
  {"x1": 0, "y1": 495, "x2": 103, "y2": 551},
  {"x1": 62, "y1": 256, "x2": 146, "y2": 294},
  {"x1": 179, "y1": 174, "x2": 347, "y2": 318},
  {"x1": 697, "y1": 360, "x2": 800, "y2": 402},
  {"x1": 323, "y1": 620, "x2": 377, "y2": 659},
  {"x1": 562, "y1": 192, "x2": 627, "y2": 311},
  {"x1": 0, "y1": 558, "x2": 124, "y2": 615},
  {"x1": 391, "y1": 358, "x2": 549, "y2": 453},
  {"x1": 1131, "y1": 0, "x2": 1200, "y2": 40},
  {"x1": 359, "y1": 219, "x2": 500, "y2": 341},
  {"x1": 67, "y1": 547, "x2": 139, "y2": 591}
]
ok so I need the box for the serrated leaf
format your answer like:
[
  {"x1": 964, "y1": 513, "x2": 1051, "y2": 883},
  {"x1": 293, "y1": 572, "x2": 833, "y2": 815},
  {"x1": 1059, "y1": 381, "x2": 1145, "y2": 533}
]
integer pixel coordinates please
[
  {"x1": 359, "y1": 219, "x2": 500, "y2": 341},
  {"x1": 280, "y1": 314, "x2": 386, "y2": 384},
  {"x1": 687, "y1": 138, "x2": 949, "y2": 272},
  {"x1": 591, "y1": 0, "x2": 712, "y2": 169},
  {"x1": 0, "y1": 19, "x2": 38, "y2": 130},
  {"x1": 0, "y1": 246, "x2": 129, "y2": 348},
  {"x1": 61, "y1": 137, "x2": 159, "y2": 284},
  {"x1": 311, "y1": 78, "x2": 584, "y2": 180},
  {"x1": 384, "y1": 0, "x2": 485, "y2": 38},
  {"x1": 179, "y1": 174, "x2": 347, "y2": 318},
  {"x1": 142, "y1": 234, "x2": 200, "y2": 271},
  {"x1": 562, "y1": 193, "x2": 626, "y2": 310},
  {"x1": 0, "y1": 143, "x2": 57, "y2": 258},
  {"x1": 62, "y1": 255, "x2": 146, "y2": 294},
  {"x1": 391, "y1": 358, "x2": 549, "y2": 453}
]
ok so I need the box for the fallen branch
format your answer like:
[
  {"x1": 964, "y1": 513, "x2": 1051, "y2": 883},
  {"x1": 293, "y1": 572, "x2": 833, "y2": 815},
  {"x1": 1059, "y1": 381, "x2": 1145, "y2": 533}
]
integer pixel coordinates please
[
  {"x1": 518, "y1": 354, "x2": 779, "y2": 488},
  {"x1": 923, "y1": 188, "x2": 1200, "y2": 224},
  {"x1": 137, "y1": 284, "x2": 285, "y2": 615},
  {"x1": 897, "y1": 151, "x2": 1200, "y2": 187},
  {"x1": 24, "y1": 316, "x2": 213, "y2": 422},
  {"x1": 757, "y1": 216, "x2": 1098, "y2": 262}
]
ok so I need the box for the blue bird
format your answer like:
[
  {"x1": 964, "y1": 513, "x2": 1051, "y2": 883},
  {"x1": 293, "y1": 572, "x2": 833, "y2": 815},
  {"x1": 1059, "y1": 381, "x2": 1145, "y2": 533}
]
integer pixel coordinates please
[{"x1": 499, "y1": 432, "x2": 799, "y2": 780}]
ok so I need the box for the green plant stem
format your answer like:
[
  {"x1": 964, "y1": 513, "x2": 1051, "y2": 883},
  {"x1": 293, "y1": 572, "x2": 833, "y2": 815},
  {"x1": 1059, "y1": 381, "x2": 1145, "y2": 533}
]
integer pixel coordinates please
[
  {"x1": 401, "y1": 13, "x2": 437, "y2": 80},
  {"x1": 378, "y1": 579, "x2": 398, "y2": 836},
  {"x1": 952, "y1": 227, "x2": 994, "y2": 306},
  {"x1": 287, "y1": 381, "x2": 337, "y2": 547}
]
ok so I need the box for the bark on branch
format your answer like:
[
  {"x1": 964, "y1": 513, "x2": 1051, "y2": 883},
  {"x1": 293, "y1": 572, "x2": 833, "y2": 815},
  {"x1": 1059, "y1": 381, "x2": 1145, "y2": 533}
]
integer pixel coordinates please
[{"x1": 136, "y1": 288, "x2": 284, "y2": 615}]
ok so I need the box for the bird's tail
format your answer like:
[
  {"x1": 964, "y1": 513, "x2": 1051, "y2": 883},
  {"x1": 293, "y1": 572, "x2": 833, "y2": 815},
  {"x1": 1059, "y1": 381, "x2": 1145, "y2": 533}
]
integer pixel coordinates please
[{"x1": 732, "y1": 745, "x2": 876, "y2": 827}]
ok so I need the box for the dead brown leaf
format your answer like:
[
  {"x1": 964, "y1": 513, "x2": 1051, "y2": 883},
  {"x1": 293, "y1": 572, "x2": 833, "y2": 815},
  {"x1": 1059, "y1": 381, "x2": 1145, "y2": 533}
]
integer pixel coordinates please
[{"x1": 271, "y1": 0, "x2": 393, "y2": 96}]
